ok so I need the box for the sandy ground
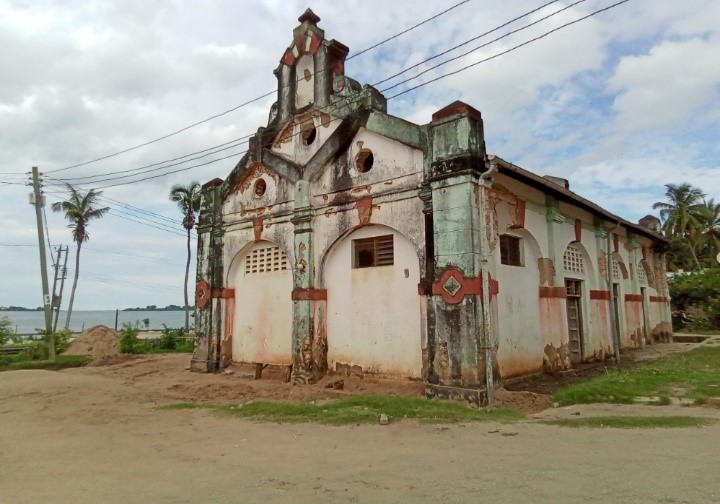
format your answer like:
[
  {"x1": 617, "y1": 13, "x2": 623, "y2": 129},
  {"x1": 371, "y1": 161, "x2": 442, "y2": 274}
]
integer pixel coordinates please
[{"x1": 2, "y1": 345, "x2": 720, "y2": 503}]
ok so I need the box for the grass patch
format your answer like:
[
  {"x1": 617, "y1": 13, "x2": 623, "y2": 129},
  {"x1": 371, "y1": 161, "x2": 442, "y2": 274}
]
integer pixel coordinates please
[
  {"x1": 544, "y1": 415, "x2": 715, "y2": 429},
  {"x1": 554, "y1": 347, "x2": 720, "y2": 406},
  {"x1": 159, "y1": 395, "x2": 523, "y2": 425},
  {"x1": 0, "y1": 354, "x2": 90, "y2": 371}
]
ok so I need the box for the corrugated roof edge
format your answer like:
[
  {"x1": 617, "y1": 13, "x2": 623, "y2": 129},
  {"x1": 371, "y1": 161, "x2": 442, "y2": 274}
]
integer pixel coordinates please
[{"x1": 488, "y1": 155, "x2": 667, "y2": 244}]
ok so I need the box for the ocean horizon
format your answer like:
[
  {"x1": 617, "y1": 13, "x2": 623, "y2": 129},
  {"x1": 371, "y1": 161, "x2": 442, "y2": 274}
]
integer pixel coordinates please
[{"x1": 2, "y1": 310, "x2": 192, "y2": 335}]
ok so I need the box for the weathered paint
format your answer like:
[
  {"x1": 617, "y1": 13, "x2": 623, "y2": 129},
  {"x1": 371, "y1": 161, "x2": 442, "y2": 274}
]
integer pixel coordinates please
[
  {"x1": 192, "y1": 11, "x2": 673, "y2": 396},
  {"x1": 228, "y1": 241, "x2": 293, "y2": 365},
  {"x1": 324, "y1": 225, "x2": 422, "y2": 378}
]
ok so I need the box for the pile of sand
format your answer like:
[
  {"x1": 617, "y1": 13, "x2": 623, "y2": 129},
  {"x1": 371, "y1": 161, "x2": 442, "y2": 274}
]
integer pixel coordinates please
[{"x1": 65, "y1": 325, "x2": 121, "y2": 359}]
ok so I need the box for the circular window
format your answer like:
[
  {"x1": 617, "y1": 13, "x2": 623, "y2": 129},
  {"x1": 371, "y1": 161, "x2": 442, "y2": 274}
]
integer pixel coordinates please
[
  {"x1": 301, "y1": 125, "x2": 317, "y2": 146},
  {"x1": 355, "y1": 148, "x2": 374, "y2": 173},
  {"x1": 253, "y1": 178, "x2": 267, "y2": 197}
]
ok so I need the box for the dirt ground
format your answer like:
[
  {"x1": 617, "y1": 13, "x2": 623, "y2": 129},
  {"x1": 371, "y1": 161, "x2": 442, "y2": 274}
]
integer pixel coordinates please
[{"x1": 2, "y1": 341, "x2": 720, "y2": 503}]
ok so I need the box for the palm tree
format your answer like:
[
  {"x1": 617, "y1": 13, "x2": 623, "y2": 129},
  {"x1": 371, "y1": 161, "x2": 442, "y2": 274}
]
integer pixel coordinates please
[
  {"x1": 652, "y1": 183, "x2": 705, "y2": 270},
  {"x1": 698, "y1": 198, "x2": 720, "y2": 265},
  {"x1": 52, "y1": 184, "x2": 109, "y2": 331},
  {"x1": 169, "y1": 181, "x2": 202, "y2": 333}
]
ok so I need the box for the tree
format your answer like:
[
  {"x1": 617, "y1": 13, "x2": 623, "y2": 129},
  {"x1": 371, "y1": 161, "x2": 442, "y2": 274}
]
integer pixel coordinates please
[
  {"x1": 698, "y1": 198, "x2": 720, "y2": 266},
  {"x1": 169, "y1": 181, "x2": 202, "y2": 333},
  {"x1": 652, "y1": 183, "x2": 705, "y2": 270},
  {"x1": 52, "y1": 184, "x2": 109, "y2": 331}
]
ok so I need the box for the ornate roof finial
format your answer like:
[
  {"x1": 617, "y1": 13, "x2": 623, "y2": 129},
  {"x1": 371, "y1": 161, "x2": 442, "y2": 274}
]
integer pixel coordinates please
[{"x1": 298, "y1": 8, "x2": 320, "y2": 25}]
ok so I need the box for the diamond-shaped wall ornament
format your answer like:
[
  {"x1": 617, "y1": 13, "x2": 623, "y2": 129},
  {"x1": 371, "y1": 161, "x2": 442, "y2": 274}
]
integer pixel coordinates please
[{"x1": 442, "y1": 274, "x2": 462, "y2": 297}]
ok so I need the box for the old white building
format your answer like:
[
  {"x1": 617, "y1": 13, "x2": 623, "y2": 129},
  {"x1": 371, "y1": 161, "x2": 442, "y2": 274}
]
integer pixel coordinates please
[{"x1": 191, "y1": 10, "x2": 671, "y2": 403}]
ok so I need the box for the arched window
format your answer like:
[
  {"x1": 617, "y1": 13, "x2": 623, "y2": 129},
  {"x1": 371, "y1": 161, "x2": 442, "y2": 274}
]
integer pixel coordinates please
[{"x1": 563, "y1": 244, "x2": 585, "y2": 275}]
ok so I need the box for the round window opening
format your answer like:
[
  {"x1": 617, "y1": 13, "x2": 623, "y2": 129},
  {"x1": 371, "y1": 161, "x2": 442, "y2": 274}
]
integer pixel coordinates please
[
  {"x1": 356, "y1": 148, "x2": 374, "y2": 173},
  {"x1": 301, "y1": 126, "x2": 317, "y2": 146},
  {"x1": 254, "y1": 178, "x2": 267, "y2": 197}
]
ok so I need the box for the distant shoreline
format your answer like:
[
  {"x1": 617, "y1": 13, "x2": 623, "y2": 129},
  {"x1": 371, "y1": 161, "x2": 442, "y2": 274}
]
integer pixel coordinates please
[{"x1": 1, "y1": 306, "x2": 194, "y2": 312}]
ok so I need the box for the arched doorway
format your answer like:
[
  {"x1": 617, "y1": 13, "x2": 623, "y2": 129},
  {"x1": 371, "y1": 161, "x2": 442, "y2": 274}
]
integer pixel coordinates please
[
  {"x1": 323, "y1": 225, "x2": 422, "y2": 378},
  {"x1": 227, "y1": 241, "x2": 293, "y2": 365}
]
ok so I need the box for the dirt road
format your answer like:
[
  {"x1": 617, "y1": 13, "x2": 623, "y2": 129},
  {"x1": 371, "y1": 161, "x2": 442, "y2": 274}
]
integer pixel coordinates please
[{"x1": 2, "y1": 355, "x2": 720, "y2": 503}]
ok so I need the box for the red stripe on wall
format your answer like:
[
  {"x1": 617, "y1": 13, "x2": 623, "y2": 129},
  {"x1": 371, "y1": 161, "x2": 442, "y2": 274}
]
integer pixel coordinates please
[{"x1": 590, "y1": 289, "x2": 610, "y2": 300}]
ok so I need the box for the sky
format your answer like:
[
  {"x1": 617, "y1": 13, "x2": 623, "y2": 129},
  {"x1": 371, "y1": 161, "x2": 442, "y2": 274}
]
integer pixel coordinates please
[{"x1": 1, "y1": 0, "x2": 719, "y2": 310}]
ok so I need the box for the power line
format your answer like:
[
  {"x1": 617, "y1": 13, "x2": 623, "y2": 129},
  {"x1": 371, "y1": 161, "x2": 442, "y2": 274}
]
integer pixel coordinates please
[
  {"x1": 43, "y1": 0, "x2": 629, "y2": 191},
  {"x1": 380, "y1": 0, "x2": 589, "y2": 95},
  {"x1": 346, "y1": 0, "x2": 471, "y2": 61},
  {"x1": 387, "y1": 0, "x2": 631, "y2": 100},
  {"x1": 45, "y1": 0, "x2": 577, "y2": 187},
  {"x1": 50, "y1": 136, "x2": 250, "y2": 185},
  {"x1": 373, "y1": 0, "x2": 561, "y2": 87},
  {"x1": 44, "y1": 1, "x2": 471, "y2": 175},
  {"x1": 52, "y1": 136, "x2": 251, "y2": 183}
]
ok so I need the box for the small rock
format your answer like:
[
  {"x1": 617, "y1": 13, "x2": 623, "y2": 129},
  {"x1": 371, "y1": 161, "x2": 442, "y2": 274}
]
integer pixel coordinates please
[
  {"x1": 553, "y1": 402, "x2": 560, "y2": 408},
  {"x1": 379, "y1": 414, "x2": 389, "y2": 425},
  {"x1": 224, "y1": 369, "x2": 234, "y2": 375},
  {"x1": 324, "y1": 382, "x2": 334, "y2": 389},
  {"x1": 333, "y1": 380, "x2": 344, "y2": 391},
  {"x1": 571, "y1": 411, "x2": 580, "y2": 416}
]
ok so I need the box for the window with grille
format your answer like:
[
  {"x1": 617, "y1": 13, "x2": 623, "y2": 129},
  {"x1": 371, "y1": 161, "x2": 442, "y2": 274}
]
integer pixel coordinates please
[
  {"x1": 637, "y1": 262, "x2": 647, "y2": 284},
  {"x1": 244, "y1": 245, "x2": 289, "y2": 274},
  {"x1": 612, "y1": 258, "x2": 620, "y2": 280},
  {"x1": 500, "y1": 235, "x2": 523, "y2": 266},
  {"x1": 563, "y1": 245, "x2": 584, "y2": 274},
  {"x1": 353, "y1": 235, "x2": 394, "y2": 268}
]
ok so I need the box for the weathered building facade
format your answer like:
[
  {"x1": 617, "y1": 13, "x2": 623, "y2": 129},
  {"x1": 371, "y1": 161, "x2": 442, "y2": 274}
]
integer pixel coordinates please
[{"x1": 191, "y1": 10, "x2": 671, "y2": 402}]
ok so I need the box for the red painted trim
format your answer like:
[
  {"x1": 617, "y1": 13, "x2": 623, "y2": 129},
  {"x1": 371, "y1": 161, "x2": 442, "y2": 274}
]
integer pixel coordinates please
[
  {"x1": 292, "y1": 289, "x2": 327, "y2": 301},
  {"x1": 510, "y1": 198, "x2": 526, "y2": 229},
  {"x1": 356, "y1": 196, "x2": 373, "y2": 226},
  {"x1": 417, "y1": 283, "x2": 427, "y2": 296},
  {"x1": 539, "y1": 286, "x2": 567, "y2": 298},
  {"x1": 195, "y1": 279, "x2": 211, "y2": 309},
  {"x1": 253, "y1": 217, "x2": 263, "y2": 242},
  {"x1": 650, "y1": 295, "x2": 669, "y2": 303},
  {"x1": 281, "y1": 49, "x2": 295, "y2": 66},
  {"x1": 613, "y1": 233, "x2": 619, "y2": 253},
  {"x1": 430, "y1": 268, "x2": 499, "y2": 305},
  {"x1": 590, "y1": 289, "x2": 610, "y2": 301},
  {"x1": 625, "y1": 294, "x2": 643, "y2": 302},
  {"x1": 573, "y1": 218, "x2": 582, "y2": 243},
  {"x1": 431, "y1": 101, "x2": 482, "y2": 122},
  {"x1": 202, "y1": 178, "x2": 223, "y2": 190},
  {"x1": 211, "y1": 288, "x2": 235, "y2": 299}
]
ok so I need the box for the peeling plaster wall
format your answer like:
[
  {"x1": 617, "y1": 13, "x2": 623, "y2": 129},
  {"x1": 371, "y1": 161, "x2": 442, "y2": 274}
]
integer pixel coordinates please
[
  {"x1": 324, "y1": 225, "x2": 423, "y2": 377},
  {"x1": 270, "y1": 110, "x2": 340, "y2": 166},
  {"x1": 494, "y1": 228, "x2": 544, "y2": 377}
]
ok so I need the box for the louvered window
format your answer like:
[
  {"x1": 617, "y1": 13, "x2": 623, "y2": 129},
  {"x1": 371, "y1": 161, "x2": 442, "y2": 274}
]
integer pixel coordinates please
[
  {"x1": 245, "y1": 246, "x2": 289, "y2": 274},
  {"x1": 563, "y1": 245, "x2": 584, "y2": 274},
  {"x1": 637, "y1": 262, "x2": 647, "y2": 284},
  {"x1": 612, "y1": 259, "x2": 620, "y2": 280},
  {"x1": 353, "y1": 235, "x2": 394, "y2": 268}
]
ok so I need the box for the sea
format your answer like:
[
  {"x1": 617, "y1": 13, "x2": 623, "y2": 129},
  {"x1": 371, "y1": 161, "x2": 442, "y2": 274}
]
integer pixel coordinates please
[{"x1": 2, "y1": 310, "x2": 190, "y2": 335}]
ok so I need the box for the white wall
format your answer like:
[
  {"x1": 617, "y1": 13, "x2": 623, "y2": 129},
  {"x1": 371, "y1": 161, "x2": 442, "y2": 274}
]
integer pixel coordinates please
[
  {"x1": 323, "y1": 225, "x2": 422, "y2": 378},
  {"x1": 227, "y1": 241, "x2": 293, "y2": 365}
]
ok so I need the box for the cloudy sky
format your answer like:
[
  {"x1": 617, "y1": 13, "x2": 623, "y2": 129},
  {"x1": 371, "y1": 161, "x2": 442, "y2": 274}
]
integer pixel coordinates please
[{"x1": 1, "y1": 0, "x2": 718, "y2": 311}]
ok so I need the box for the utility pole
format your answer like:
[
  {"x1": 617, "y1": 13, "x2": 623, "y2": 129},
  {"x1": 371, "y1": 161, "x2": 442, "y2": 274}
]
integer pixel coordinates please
[
  {"x1": 51, "y1": 245, "x2": 68, "y2": 332},
  {"x1": 31, "y1": 166, "x2": 55, "y2": 360}
]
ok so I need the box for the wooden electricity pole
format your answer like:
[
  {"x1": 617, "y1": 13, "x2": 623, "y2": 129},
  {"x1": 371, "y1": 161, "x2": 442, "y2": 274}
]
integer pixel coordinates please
[{"x1": 31, "y1": 166, "x2": 55, "y2": 360}]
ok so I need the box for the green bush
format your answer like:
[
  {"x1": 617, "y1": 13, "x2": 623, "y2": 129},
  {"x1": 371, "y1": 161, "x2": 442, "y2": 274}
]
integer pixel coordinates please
[
  {"x1": 119, "y1": 323, "x2": 146, "y2": 354},
  {"x1": 0, "y1": 316, "x2": 12, "y2": 346},
  {"x1": 19, "y1": 342, "x2": 49, "y2": 361},
  {"x1": 669, "y1": 269, "x2": 720, "y2": 329},
  {"x1": 159, "y1": 325, "x2": 180, "y2": 350}
]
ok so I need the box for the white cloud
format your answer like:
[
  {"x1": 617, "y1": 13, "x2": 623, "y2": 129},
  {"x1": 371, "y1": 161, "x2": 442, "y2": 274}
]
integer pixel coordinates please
[{"x1": 608, "y1": 37, "x2": 720, "y2": 132}]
